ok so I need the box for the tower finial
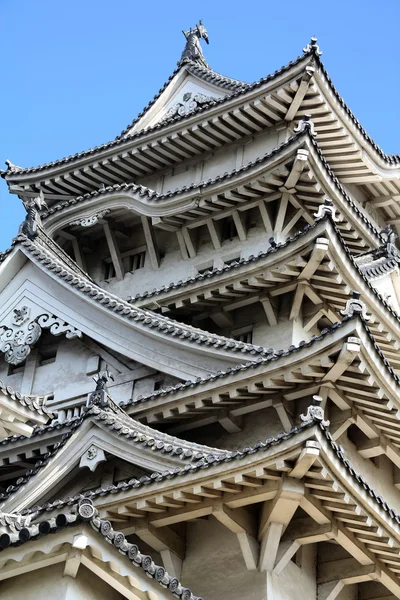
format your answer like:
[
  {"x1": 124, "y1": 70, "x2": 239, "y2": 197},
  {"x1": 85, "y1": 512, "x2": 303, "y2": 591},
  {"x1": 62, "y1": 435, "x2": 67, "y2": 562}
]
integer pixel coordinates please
[{"x1": 180, "y1": 21, "x2": 209, "y2": 67}]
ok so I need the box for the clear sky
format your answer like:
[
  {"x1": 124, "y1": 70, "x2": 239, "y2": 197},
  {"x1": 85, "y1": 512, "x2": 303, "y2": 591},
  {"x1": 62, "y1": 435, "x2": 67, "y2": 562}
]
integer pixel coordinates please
[{"x1": 1, "y1": 0, "x2": 399, "y2": 250}]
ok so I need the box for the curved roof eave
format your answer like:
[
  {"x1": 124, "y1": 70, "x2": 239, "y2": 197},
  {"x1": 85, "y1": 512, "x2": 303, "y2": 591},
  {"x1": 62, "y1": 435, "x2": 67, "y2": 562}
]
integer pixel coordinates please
[
  {"x1": 0, "y1": 233, "x2": 291, "y2": 371},
  {"x1": 42, "y1": 128, "x2": 383, "y2": 248}
]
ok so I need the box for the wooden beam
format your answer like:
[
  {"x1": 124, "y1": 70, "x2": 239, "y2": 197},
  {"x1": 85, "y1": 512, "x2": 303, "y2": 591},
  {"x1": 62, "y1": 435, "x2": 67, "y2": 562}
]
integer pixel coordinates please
[
  {"x1": 321, "y1": 337, "x2": 360, "y2": 383},
  {"x1": 299, "y1": 237, "x2": 329, "y2": 281},
  {"x1": 285, "y1": 68, "x2": 314, "y2": 121},
  {"x1": 176, "y1": 229, "x2": 189, "y2": 259},
  {"x1": 103, "y1": 222, "x2": 124, "y2": 280},
  {"x1": 284, "y1": 149, "x2": 309, "y2": 189},
  {"x1": 260, "y1": 295, "x2": 278, "y2": 326},
  {"x1": 141, "y1": 216, "x2": 160, "y2": 269}
]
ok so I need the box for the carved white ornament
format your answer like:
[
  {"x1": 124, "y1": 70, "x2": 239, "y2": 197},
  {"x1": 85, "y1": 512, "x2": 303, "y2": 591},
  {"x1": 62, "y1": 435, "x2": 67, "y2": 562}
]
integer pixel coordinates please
[
  {"x1": 0, "y1": 307, "x2": 82, "y2": 365},
  {"x1": 69, "y1": 209, "x2": 110, "y2": 228},
  {"x1": 161, "y1": 92, "x2": 216, "y2": 122},
  {"x1": 79, "y1": 445, "x2": 106, "y2": 472}
]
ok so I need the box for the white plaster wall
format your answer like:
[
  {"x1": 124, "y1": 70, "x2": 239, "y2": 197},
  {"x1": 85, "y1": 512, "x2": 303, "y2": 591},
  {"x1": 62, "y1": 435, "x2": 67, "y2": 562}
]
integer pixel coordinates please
[
  {"x1": 0, "y1": 563, "x2": 124, "y2": 600},
  {"x1": 266, "y1": 545, "x2": 316, "y2": 600},
  {"x1": 182, "y1": 518, "x2": 268, "y2": 600},
  {"x1": 243, "y1": 130, "x2": 279, "y2": 164},
  {"x1": 0, "y1": 564, "x2": 70, "y2": 600},
  {"x1": 182, "y1": 519, "x2": 317, "y2": 600}
]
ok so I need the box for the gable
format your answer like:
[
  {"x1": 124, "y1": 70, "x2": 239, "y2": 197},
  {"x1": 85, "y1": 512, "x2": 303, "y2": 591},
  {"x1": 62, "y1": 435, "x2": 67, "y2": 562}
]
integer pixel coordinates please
[
  {"x1": 0, "y1": 248, "x2": 243, "y2": 393},
  {"x1": 129, "y1": 68, "x2": 226, "y2": 134}
]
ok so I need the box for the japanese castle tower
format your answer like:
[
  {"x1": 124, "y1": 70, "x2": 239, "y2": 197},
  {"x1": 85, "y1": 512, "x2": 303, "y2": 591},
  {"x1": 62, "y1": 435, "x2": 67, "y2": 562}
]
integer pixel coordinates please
[{"x1": 1, "y1": 22, "x2": 400, "y2": 600}]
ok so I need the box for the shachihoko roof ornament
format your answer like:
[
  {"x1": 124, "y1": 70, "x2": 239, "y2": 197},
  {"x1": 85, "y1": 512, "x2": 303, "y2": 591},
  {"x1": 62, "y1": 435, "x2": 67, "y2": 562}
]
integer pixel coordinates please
[
  {"x1": 303, "y1": 36, "x2": 322, "y2": 56},
  {"x1": 294, "y1": 114, "x2": 316, "y2": 137},
  {"x1": 300, "y1": 395, "x2": 330, "y2": 427},
  {"x1": 19, "y1": 191, "x2": 48, "y2": 240},
  {"x1": 340, "y1": 291, "x2": 370, "y2": 321},
  {"x1": 179, "y1": 20, "x2": 209, "y2": 67},
  {"x1": 314, "y1": 198, "x2": 339, "y2": 222},
  {"x1": 380, "y1": 225, "x2": 400, "y2": 262}
]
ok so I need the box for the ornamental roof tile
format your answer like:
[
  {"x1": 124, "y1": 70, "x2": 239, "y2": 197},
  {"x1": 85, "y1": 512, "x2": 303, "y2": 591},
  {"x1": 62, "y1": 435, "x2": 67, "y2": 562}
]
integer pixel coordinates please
[{"x1": 0, "y1": 380, "x2": 53, "y2": 418}]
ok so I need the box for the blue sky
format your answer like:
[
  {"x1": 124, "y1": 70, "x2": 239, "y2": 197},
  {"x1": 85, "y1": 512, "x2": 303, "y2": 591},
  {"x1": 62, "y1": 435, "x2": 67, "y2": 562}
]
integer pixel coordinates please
[{"x1": 1, "y1": 0, "x2": 399, "y2": 250}]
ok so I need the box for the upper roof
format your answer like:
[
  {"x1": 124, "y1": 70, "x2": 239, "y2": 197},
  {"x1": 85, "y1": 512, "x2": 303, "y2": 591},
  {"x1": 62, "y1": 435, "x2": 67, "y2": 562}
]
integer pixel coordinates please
[{"x1": 2, "y1": 34, "x2": 399, "y2": 193}]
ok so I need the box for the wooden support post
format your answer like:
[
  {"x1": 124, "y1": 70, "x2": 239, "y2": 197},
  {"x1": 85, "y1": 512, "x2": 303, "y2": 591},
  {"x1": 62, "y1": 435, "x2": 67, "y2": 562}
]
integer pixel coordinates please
[
  {"x1": 289, "y1": 282, "x2": 307, "y2": 321},
  {"x1": 63, "y1": 550, "x2": 82, "y2": 579},
  {"x1": 289, "y1": 441, "x2": 320, "y2": 479},
  {"x1": 103, "y1": 222, "x2": 124, "y2": 280},
  {"x1": 206, "y1": 218, "x2": 222, "y2": 249},
  {"x1": 258, "y1": 200, "x2": 273, "y2": 232},
  {"x1": 299, "y1": 237, "x2": 329, "y2": 281},
  {"x1": 213, "y1": 504, "x2": 259, "y2": 570},
  {"x1": 232, "y1": 210, "x2": 247, "y2": 241},
  {"x1": 258, "y1": 477, "x2": 304, "y2": 571},
  {"x1": 272, "y1": 398, "x2": 292, "y2": 432},
  {"x1": 176, "y1": 230, "x2": 189, "y2": 259},
  {"x1": 141, "y1": 216, "x2": 160, "y2": 269},
  {"x1": 181, "y1": 227, "x2": 197, "y2": 258},
  {"x1": 322, "y1": 337, "x2": 360, "y2": 383},
  {"x1": 218, "y1": 410, "x2": 243, "y2": 433},
  {"x1": 260, "y1": 295, "x2": 278, "y2": 326},
  {"x1": 274, "y1": 193, "x2": 289, "y2": 236}
]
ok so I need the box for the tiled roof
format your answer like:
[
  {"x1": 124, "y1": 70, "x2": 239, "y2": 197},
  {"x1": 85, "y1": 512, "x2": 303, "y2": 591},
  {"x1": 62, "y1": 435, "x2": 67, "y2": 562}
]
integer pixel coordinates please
[
  {"x1": 0, "y1": 499, "x2": 202, "y2": 600},
  {"x1": 0, "y1": 231, "x2": 295, "y2": 359},
  {"x1": 14, "y1": 409, "x2": 400, "y2": 536},
  {"x1": 3, "y1": 42, "x2": 400, "y2": 180},
  {"x1": 0, "y1": 416, "x2": 81, "y2": 447},
  {"x1": 23, "y1": 419, "x2": 318, "y2": 515},
  {"x1": 0, "y1": 380, "x2": 53, "y2": 418},
  {"x1": 0, "y1": 402, "x2": 236, "y2": 502}
]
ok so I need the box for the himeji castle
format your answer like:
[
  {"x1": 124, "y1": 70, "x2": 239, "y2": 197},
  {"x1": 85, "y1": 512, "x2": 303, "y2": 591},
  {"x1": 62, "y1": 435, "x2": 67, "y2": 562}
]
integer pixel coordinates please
[{"x1": 1, "y1": 22, "x2": 400, "y2": 600}]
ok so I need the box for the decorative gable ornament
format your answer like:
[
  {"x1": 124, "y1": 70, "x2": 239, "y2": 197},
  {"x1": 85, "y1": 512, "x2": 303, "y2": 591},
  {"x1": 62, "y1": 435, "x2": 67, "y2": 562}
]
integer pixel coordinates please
[
  {"x1": 79, "y1": 444, "x2": 106, "y2": 472},
  {"x1": 69, "y1": 209, "x2": 110, "y2": 228},
  {"x1": 0, "y1": 306, "x2": 82, "y2": 365},
  {"x1": 160, "y1": 91, "x2": 217, "y2": 123}
]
